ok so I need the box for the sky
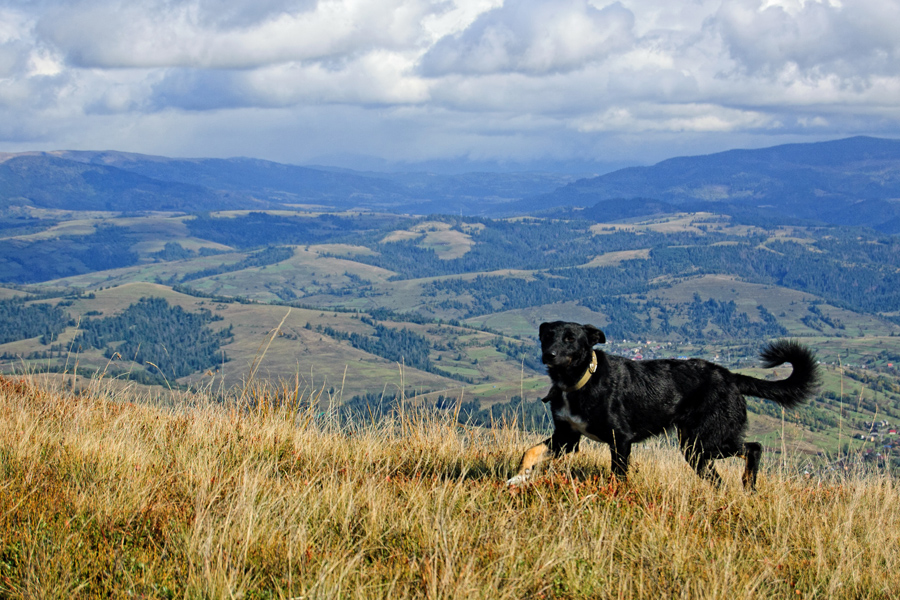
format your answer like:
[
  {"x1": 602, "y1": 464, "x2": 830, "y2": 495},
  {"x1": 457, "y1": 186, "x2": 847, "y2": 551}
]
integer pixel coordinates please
[{"x1": 1, "y1": 0, "x2": 899, "y2": 172}]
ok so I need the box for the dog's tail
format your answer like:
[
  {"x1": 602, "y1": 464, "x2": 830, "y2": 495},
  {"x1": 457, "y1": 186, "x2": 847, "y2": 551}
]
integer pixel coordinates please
[{"x1": 733, "y1": 340, "x2": 821, "y2": 408}]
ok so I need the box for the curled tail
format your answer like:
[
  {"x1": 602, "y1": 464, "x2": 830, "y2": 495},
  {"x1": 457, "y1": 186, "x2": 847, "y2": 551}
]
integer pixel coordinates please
[{"x1": 734, "y1": 340, "x2": 821, "y2": 408}]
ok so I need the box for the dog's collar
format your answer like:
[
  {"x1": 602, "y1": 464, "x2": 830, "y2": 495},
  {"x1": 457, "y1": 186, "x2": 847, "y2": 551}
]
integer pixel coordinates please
[{"x1": 565, "y1": 350, "x2": 597, "y2": 392}]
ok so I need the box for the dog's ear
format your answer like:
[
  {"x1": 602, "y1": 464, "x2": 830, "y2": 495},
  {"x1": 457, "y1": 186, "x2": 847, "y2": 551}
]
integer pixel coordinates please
[
  {"x1": 538, "y1": 322, "x2": 550, "y2": 340},
  {"x1": 584, "y1": 324, "x2": 606, "y2": 346}
]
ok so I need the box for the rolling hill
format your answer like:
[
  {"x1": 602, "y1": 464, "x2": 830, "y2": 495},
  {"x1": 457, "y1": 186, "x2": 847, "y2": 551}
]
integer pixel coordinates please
[
  {"x1": 0, "y1": 153, "x2": 253, "y2": 212},
  {"x1": 3, "y1": 138, "x2": 900, "y2": 458},
  {"x1": 3, "y1": 137, "x2": 900, "y2": 229},
  {"x1": 3, "y1": 206, "x2": 900, "y2": 457},
  {"x1": 524, "y1": 136, "x2": 900, "y2": 232},
  {"x1": 0, "y1": 150, "x2": 574, "y2": 215}
]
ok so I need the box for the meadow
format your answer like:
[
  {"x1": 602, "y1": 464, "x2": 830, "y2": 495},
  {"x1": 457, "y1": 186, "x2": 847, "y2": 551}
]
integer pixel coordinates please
[{"x1": 1, "y1": 373, "x2": 898, "y2": 599}]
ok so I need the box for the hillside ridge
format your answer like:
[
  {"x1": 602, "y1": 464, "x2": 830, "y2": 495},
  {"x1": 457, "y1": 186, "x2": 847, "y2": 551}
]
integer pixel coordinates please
[
  {"x1": 525, "y1": 136, "x2": 900, "y2": 232},
  {"x1": 3, "y1": 136, "x2": 900, "y2": 227}
]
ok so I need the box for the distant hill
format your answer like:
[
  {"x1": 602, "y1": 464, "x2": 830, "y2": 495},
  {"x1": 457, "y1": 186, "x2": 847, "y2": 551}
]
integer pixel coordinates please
[
  {"x1": 4, "y1": 138, "x2": 900, "y2": 230},
  {"x1": 0, "y1": 150, "x2": 572, "y2": 215},
  {"x1": 0, "y1": 153, "x2": 252, "y2": 212},
  {"x1": 522, "y1": 136, "x2": 900, "y2": 232},
  {"x1": 57, "y1": 151, "x2": 414, "y2": 209}
]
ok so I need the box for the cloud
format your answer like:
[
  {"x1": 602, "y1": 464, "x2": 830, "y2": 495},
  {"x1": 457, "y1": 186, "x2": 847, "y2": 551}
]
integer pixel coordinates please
[
  {"x1": 574, "y1": 103, "x2": 777, "y2": 133},
  {"x1": 0, "y1": 41, "x2": 29, "y2": 78},
  {"x1": 420, "y1": 0, "x2": 636, "y2": 76},
  {"x1": 1, "y1": 0, "x2": 900, "y2": 168},
  {"x1": 712, "y1": 0, "x2": 900, "y2": 78},
  {"x1": 144, "y1": 50, "x2": 431, "y2": 112},
  {"x1": 35, "y1": 0, "x2": 441, "y2": 69}
]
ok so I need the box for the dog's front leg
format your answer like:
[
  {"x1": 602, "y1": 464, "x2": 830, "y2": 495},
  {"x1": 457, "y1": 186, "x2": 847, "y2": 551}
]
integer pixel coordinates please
[
  {"x1": 609, "y1": 439, "x2": 633, "y2": 480},
  {"x1": 506, "y1": 441, "x2": 551, "y2": 486},
  {"x1": 507, "y1": 429, "x2": 581, "y2": 486}
]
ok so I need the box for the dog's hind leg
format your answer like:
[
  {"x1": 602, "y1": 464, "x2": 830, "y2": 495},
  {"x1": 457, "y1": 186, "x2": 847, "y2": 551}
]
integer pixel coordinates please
[
  {"x1": 681, "y1": 439, "x2": 724, "y2": 488},
  {"x1": 693, "y1": 456, "x2": 723, "y2": 488},
  {"x1": 741, "y1": 442, "x2": 763, "y2": 491}
]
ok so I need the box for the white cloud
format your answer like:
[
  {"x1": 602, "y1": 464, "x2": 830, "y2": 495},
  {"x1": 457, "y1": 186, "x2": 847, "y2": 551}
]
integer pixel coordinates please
[
  {"x1": 420, "y1": 0, "x2": 636, "y2": 75},
  {"x1": 712, "y1": 0, "x2": 900, "y2": 77},
  {"x1": 575, "y1": 103, "x2": 777, "y2": 133},
  {"x1": 148, "y1": 50, "x2": 431, "y2": 110},
  {"x1": 0, "y1": 0, "x2": 899, "y2": 168},
  {"x1": 35, "y1": 0, "x2": 441, "y2": 69}
]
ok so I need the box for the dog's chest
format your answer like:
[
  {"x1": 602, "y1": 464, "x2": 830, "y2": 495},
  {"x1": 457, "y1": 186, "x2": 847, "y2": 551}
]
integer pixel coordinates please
[{"x1": 554, "y1": 392, "x2": 601, "y2": 442}]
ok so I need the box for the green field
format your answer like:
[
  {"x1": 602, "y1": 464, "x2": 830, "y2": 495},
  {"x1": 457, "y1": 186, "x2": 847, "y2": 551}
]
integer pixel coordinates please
[{"x1": 3, "y1": 209, "x2": 900, "y2": 458}]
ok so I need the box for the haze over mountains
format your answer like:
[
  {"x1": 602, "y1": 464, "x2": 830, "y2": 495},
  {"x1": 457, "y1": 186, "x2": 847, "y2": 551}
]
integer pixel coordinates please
[{"x1": 2, "y1": 136, "x2": 900, "y2": 231}]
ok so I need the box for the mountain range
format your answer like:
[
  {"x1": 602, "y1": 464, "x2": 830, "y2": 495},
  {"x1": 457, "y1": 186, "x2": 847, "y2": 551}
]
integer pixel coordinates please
[
  {"x1": 528, "y1": 136, "x2": 900, "y2": 233},
  {"x1": 2, "y1": 136, "x2": 900, "y2": 231},
  {"x1": 0, "y1": 150, "x2": 574, "y2": 215}
]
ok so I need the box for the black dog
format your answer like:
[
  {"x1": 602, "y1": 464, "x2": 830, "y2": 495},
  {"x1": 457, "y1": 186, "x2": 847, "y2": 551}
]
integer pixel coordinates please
[{"x1": 507, "y1": 321, "x2": 821, "y2": 490}]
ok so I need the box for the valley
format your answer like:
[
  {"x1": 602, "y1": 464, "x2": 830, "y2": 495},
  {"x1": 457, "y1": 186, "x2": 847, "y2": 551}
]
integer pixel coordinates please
[
  {"x1": 3, "y1": 207, "x2": 900, "y2": 462},
  {"x1": 3, "y1": 137, "x2": 900, "y2": 462}
]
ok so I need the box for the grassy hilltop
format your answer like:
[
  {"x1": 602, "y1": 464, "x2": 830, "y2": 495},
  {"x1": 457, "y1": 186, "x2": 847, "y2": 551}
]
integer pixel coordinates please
[{"x1": 2, "y1": 374, "x2": 899, "y2": 599}]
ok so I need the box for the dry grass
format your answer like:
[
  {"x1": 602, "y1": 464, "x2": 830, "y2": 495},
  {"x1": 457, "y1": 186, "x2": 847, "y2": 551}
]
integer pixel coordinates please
[{"x1": 1, "y1": 373, "x2": 898, "y2": 599}]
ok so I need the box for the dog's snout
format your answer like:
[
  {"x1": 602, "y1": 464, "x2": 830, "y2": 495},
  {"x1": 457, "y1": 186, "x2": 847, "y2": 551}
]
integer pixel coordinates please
[{"x1": 542, "y1": 348, "x2": 561, "y2": 365}]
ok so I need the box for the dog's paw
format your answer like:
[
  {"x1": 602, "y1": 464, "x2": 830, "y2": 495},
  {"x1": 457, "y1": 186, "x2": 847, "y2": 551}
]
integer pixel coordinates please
[{"x1": 506, "y1": 474, "x2": 530, "y2": 486}]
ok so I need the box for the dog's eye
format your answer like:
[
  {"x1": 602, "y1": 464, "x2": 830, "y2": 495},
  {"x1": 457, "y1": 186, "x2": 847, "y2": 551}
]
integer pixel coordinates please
[{"x1": 564, "y1": 335, "x2": 575, "y2": 343}]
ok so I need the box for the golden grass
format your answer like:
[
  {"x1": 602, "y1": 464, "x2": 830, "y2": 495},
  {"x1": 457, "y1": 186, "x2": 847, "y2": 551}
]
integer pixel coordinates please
[{"x1": 1, "y1": 374, "x2": 898, "y2": 599}]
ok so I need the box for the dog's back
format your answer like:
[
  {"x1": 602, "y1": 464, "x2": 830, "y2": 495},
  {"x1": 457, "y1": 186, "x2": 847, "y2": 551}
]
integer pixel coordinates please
[{"x1": 592, "y1": 354, "x2": 738, "y2": 440}]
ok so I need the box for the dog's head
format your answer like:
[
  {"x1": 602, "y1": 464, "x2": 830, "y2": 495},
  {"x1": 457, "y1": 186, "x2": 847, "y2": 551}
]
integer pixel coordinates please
[{"x1": 538, "y1": 321, "x2": 606, "y2": 372}]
